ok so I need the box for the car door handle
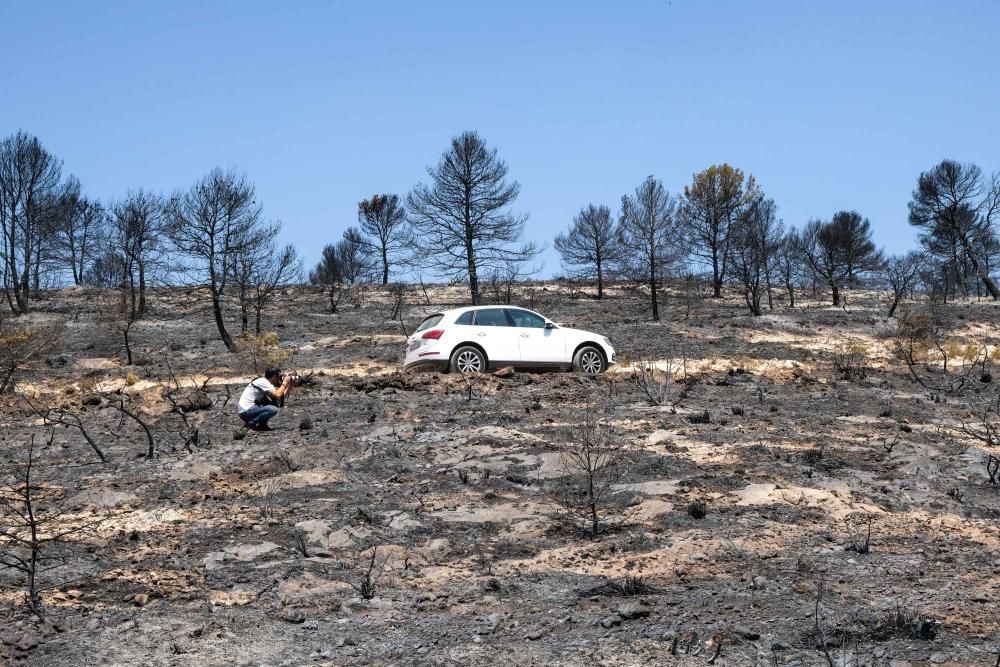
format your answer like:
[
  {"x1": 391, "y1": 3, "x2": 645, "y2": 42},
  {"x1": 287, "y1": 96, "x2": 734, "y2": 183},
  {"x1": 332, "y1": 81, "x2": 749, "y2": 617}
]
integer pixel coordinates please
[
  {"x1": 520, "y1": 333, "x2": 529, "y2": 338},
  {"x1": 476, "y1": 332, "x2": 487, "y2": 337}
]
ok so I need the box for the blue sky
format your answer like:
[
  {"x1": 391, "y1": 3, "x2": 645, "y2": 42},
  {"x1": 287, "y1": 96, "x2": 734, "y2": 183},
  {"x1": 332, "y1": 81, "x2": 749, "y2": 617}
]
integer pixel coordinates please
[{"x1": 2, "y1": 1, "x2": 998, "y2": 275}]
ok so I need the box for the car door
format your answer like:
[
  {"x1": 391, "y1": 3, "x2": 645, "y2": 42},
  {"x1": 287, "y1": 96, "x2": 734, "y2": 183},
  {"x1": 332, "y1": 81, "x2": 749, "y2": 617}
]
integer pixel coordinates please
[
  {"x1": 470, "y1": 308, "x2": 519, "y2": 365},
  {"x1": 506, "y1": 308, "x2": 567, "y2": 364}
]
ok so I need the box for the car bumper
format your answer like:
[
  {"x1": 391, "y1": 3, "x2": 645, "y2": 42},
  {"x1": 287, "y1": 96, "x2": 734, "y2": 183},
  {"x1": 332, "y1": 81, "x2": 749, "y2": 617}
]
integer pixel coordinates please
[
  {"x1": 403, "y1": 350, "x2": 447, "y2": 371},
  {"x1": 604, "y1": 345, "x2": 617, "y2": 366}
]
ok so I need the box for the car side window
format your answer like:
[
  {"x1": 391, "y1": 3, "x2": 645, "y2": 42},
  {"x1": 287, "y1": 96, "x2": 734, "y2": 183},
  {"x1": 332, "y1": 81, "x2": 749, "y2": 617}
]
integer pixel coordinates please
[
  {"x1": 506, "y1": 309, "x2": 545, "y2": 328},
  {"x1": 473, "y1": 309, "x2": 510, "y2": 327},
  {"x1": 455, "y1": 311, "x2": 473, "y2": 325}
]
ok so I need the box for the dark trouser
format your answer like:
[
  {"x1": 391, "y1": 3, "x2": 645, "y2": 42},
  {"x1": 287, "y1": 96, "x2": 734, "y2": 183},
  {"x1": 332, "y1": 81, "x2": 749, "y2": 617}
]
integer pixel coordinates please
[{"x1": 239, "y1": 405, "x2": 279, "y2": 429}]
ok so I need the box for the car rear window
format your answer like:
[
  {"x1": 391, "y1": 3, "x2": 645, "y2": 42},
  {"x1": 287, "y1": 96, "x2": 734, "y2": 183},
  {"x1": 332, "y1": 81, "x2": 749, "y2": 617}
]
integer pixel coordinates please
[
  {"x1": 455, "y1": 311, "x2": 473, "y2": 325},
  {"x1": 415, "y1": 314, "x2": 443, "y2": 332},
  {"x1": 473, "y1": 309, "x2": 510, "y2": 327}
]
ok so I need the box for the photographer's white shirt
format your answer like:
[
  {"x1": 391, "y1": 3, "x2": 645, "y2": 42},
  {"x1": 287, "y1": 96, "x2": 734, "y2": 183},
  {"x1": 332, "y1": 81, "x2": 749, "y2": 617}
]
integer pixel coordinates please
[{"x1": 238, "y1": 378, "x2": 275, "y2": 413}]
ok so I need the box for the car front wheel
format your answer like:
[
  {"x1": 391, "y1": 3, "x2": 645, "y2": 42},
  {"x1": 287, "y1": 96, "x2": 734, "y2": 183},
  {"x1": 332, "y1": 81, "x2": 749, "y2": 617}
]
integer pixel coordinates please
[
  {"x1": 450, "y1": 346, "x2": 487, "y2": 374},
  {"x1": 572, "y1": 346, "x2": 605, "y2": 375}
]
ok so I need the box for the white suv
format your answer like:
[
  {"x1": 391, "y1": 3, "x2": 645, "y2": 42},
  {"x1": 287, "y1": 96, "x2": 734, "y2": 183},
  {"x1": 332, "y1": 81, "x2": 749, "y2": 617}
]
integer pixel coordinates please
[{"x1": 404, "y1": 306, "x2": 616, "y2": 375}]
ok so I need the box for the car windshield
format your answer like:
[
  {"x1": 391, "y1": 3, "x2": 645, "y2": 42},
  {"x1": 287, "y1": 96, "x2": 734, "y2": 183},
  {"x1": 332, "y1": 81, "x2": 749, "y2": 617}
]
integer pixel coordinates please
[
  {"x1": 507, "y1": 309, "x2": 546, "y2": 328},
  {"x1": 415, "y1": 314, "x2": 443, "y2": 332}
]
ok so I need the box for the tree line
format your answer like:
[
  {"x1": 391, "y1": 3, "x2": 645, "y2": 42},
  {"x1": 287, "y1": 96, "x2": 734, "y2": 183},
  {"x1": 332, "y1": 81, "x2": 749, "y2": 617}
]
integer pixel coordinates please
[
  {"x1": 0, "y1": 131, "x2": 299, "y2": 349},
  {"x1": 3, "y1": 127, "x2": 999, "y2": 346},
  {"x1": 308, "y1": 131, "x2": 1000, "y2": 320},
  {"x1": 554, "y1": 160, "x2": 1000, "y2": 319}
]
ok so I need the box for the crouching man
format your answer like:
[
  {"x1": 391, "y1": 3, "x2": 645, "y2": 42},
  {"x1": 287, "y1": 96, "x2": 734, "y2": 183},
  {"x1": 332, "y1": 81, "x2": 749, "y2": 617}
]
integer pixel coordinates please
[{"x1": 237, "y1": 367, "x2": 293, "y2": 431}]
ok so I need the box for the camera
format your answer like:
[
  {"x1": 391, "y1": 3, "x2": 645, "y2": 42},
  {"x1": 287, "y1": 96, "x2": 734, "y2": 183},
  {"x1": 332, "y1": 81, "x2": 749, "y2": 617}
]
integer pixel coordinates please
[{"x1": 284, "y1": 374, "x2": 304, "y2": 386}]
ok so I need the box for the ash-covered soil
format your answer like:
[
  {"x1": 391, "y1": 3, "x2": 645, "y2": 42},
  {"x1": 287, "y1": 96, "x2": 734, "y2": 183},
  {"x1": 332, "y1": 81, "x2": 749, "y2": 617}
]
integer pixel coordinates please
[{"x1": 1, "y1": 283, "x2": 999, "y2": 666}]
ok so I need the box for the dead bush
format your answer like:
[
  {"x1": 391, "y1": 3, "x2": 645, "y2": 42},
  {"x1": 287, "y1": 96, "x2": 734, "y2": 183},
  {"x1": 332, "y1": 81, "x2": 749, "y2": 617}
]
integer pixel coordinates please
[
  {"x1": 580, "y1": 575, "x2": 659, "y2": 598},
  {"x1": 96, "y1": 291, "x2": 137, "y2": 365},
  {"x1": 985, "y1": 453, "x2": 1000, "y2": 486},
  {"x1": 0, "y1": 434, "x2": 92, "y2": 620},
  {"x1": 351, "y1": 544, "x2": 390, "y2": 600},
  {"x1": 844, "y1": 513, "x2": 874, "y2": 554},
  {"x1": 686, "y1": 500, "x2": 707, "y2": 519},
  {"x1": 831, "y1": 341, "x2": 871, "y2": 382},
  {"x1": 869, "y1": 603, "x2": 938, "y2": 641},
  {"x1": 549, "y1": 409, "x2": 633, "y2": 536},
  {"x1": 628, "y1": 358, "x2": 685, "y2": 407},
  {"x1": 891, "y1": 306, "x2": 993, "y2": 395},
  {"x1": 0, "y1": 317, "x2": 62, "y2": 393},
  {"x1": 687, "y1": 409, "x2": 711, "y2": 424}
]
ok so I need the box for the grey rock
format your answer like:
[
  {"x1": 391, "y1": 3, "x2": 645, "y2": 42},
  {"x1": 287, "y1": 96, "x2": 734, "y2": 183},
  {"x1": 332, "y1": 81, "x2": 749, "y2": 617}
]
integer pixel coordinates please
[
  {"x1": 601, "y1": 614, "x2": 623, "y2": 628},
  {"x1": 478, "y1": 612, "x2": 501, "y2": 635},
  {"x1": 16, "y1": 634, "x2": 39, "y2": 652},
  {"x1": 279, "y1": 609, "x2": 306, "y2": 624},
  {"x1": 617, "y1": 601, "x2": 651, "y2": 620}
]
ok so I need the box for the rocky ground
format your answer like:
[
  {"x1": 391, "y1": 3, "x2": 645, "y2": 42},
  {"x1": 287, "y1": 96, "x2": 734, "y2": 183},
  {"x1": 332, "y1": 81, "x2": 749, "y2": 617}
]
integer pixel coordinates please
[{"x1": 0, "y1": 282, "x2": 998, "y2": 666}]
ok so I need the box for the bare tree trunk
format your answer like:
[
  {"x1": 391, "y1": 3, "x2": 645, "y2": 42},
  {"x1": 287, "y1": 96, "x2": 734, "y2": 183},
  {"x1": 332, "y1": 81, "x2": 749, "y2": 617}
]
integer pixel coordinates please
[
  {"x1": 467, "y1": 248, "x2": 480, "y2": 305},
  {"x1": 649, "y1": 255, "x2": 659, "y2": 322},
  {"x1": 211, "y1": 290, "x2": 236, "y2": 351},
  {"x1": 712, "y1": 251, "x2": 722, "y2": 298},
  {"x1": 887, "y1": 295, "x2": 901, "y2": 318},
  {"x1": 960, "y1": 235, "x2": 1000, "y2": 299},
  {"x1": 137, "y1": 263, "x2": 147, "y2": 317},
  {"x1": 122, "y1": 326, "x2": 132, "y2": 365}
]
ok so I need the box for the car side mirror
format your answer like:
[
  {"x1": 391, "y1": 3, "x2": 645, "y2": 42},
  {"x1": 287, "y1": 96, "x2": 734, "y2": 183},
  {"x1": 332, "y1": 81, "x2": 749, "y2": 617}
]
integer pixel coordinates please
[{"x1": 544, "y1": 322, "x2": 556, "y2": 329}]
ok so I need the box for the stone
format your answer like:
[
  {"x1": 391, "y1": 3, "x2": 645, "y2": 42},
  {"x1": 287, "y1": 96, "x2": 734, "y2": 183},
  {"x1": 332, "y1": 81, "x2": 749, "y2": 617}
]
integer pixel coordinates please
[
  {"x1": 387, "y1": 512, "x2": 422, "y2": 530},
  {"x1": 418, "y1": 538, "x2": 450, "y2": 562},
  {"x1": 617, "y1": 601, "x2": 651, "y2": 620},
  {"x1": 478, "y1": 613, "x2": 501, "y2": 635},
  {"x1": 203, "y1": 552, "x2": 227, "y2": 571},
  {"x1": 601, "y1": 614, "x2": 623, "y2": 628},
  {"x1": 133, "y1": 593, "x2": 149, "y2": 606},
  {"x1": 175, "y1": 390, "x2": 212, "y2": 413},
  {"x1": 279, "y1": 609, "x2": 306, "y2": 624},
  {"x1": 69, "y1": 488, "x2": 138, "y2": 510},
  {"x1": 15, "y1": 634, "x2": 38, "y2": 652},
  {"x1": 526, "y1": 627, "x2": 546, "y2": 640},
  {"x1": 226, "y1": 541, "x2": 281, "y2": 562},
  {"x1": 928, "y1": 654, "x2": 947, "y2": 664}
]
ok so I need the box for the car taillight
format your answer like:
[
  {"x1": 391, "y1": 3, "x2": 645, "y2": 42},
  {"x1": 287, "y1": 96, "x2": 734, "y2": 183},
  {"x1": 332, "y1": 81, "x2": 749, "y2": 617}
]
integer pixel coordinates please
[{"x1": 421, "y1": 329, "x2": 444, "y2": 340}]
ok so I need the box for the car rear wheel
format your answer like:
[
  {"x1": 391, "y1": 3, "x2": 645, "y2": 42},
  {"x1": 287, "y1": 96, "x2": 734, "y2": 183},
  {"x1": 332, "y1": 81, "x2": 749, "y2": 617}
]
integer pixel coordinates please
[
  {"x1": 450, "y1": 346, "x2": 486, "y2": 374},
  {"x1": 572, "y1": 346, "x2": 605, "y2": 375}
]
